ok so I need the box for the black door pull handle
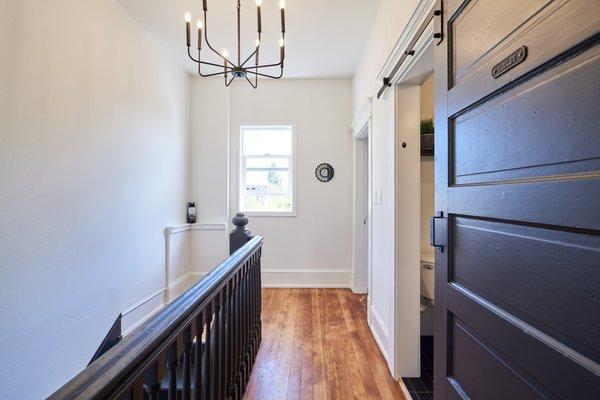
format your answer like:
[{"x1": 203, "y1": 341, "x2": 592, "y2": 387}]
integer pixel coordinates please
[{"x1": 430, "y1": 211, "x2": 445, "y2": 252}]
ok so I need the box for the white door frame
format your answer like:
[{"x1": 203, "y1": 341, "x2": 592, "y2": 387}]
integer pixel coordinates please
[
  {"x1": 370, "y1": 0, "x2": 437, "y2": 379},
  {"x1": 351, "y1": 98, "x2": 373, "y2": 298}
]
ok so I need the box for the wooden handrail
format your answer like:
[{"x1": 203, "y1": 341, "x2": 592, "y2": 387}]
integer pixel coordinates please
[{"x1": 48, "y1": 236, "x2": 263, "y2": 400}]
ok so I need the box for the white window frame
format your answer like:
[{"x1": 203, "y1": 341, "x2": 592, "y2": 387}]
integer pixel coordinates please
[{"x1": 239, "y1": 124, "x2": 297, "y2": 217}]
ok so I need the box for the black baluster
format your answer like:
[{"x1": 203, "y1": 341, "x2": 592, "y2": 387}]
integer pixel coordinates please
[
  {"x1": 126, "y1": 378, "x2": 144, "y2": 400},
  {"x1": 203, "y1": 303, "x2": 212, "y2": 400},
  {"x1": 258, "y1": 248, "x2": 262, "y2": 342},
  {"x1": 143, "y1": 361, "x2": 164, "y2": 400},
  {"x1": 182, "y1": 325, "x2": 193, "y2": 400},
  {"x1": 242, "y1": 261, "x2": 250, "y2": 390},
  {"x1": 220, "y1": 289, "x2": 227, "y2": 399},
  {"x1": 252, "y1": 255, "x2": 258, "y2": 361},
  {"x1": 229, "y1": 278, "x2": 237, "y2": 400},
  {"x1": 212, "y1": 297, "x2": 220, "y2": 400},
  {"x1": 194, "y1": 312, "x2": 204, "y2": 400},
  {"x1": 166, "y1": 342, "x2": 178, "y2": 400},
  {"x1": 233, "y1": 271, "x2": 242, "y2": 400},
  {"x1": 238, "y1": 268, "x2": 245, "y2": 396},
  {"x1": 225, "y1": 281, "x2": 232, "y2": 399}
]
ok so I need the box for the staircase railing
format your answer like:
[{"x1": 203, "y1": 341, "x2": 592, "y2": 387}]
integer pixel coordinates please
[{"x1": 48, "y1": 233, "x2": 263, "y2": 400}]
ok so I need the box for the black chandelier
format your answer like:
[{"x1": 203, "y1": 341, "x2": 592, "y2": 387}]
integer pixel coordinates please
[{"x1": 185, "y1": 0, "x2": 286, "y2": 88}]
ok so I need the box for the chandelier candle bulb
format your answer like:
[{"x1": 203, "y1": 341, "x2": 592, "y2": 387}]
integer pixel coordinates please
[
  {"x1": 185, "y1": 12, "x2": 192, "y2": 47},
  {"x1": 184, "y1": 0, "x2": 285, "y2": 87},
  {"x1": 197, "y1": 20, "x2": 203, "y2": 50},
  {"x1": 257, "y1": 4, "x2": 262, "y2": 34}
]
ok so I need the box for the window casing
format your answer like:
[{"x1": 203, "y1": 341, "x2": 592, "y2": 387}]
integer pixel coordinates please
[{"x1": 239, "y1": 125, "x2": 295, "y2": 216}]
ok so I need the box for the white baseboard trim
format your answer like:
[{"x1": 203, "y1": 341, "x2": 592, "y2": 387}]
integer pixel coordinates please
[
  {"x1": 122, "y1": 303, "x2": 165, "y2": 337},
  {"x1": 168, "y1": 273, "x2": 190, "y2": 291},
  {"x1": 369, "y1": 305, "x2": 390, "y2": 364},
  {"x1": 122, "y1": 288, "x2": 164, "y2": 316},
  {"x1": 261, "y1": 269, "x2": 352, "y2": 288},
  {"x1": 122, "y1": 273, "x2": 200, "y2": 338}
]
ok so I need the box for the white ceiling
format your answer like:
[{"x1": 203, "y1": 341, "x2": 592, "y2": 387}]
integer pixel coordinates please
[{"x1": 117, "y1": 0, "x2": 381, "y2": 78}]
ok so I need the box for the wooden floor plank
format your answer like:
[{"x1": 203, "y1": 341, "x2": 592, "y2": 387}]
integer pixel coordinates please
[{"x1": 245, "y1": 288, "x2": 406, "y2": 400}]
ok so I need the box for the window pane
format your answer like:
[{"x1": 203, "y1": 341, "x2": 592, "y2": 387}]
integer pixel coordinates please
[
  {"x1": 242, "y1": 127, "x2": 292, "y2": 156},
  {"x1": 245, "y1": 170, "x2": 289, "y2": 194},
  {"x1": 246, "y1": 157, "x2": 289, "y2": 169},
  {"x1": 244, "y1": 194, "x2": 293, "y2": 212}
]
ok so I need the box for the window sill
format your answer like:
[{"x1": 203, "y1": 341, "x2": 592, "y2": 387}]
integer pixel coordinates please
[{"x1": 242, "y1": 211, "x2": 297, "y2": 217}]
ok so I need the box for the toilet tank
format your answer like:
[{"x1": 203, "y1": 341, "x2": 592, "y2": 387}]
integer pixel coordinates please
[{"x1": 420, "y1": 254, "x2": 435, "y2": 303}]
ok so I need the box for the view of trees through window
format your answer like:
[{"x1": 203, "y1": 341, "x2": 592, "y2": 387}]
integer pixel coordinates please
[{"x1": 240, "y1": 126, "x2": 293, "y2": 213}]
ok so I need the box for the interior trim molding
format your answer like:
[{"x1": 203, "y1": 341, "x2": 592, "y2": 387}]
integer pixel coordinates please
[
  {"x1": 122, "y1": 288, "x2": 165, "y2": 317},
  {"x1": 167, "y1": 273, "x2": 190, "y2": 291},
  {"x1": 351, "y1": 97, "x2": 372, "y2": 138},
  {"x1": 122, "y1": 303, "x2": 165, "y2": 337},
  {"x1": 399, "y1": 380, "x2": 414, "y2": 400},
  {"x1": 369, "y1": 305, "x2": 390, "y2": 363},
  {"x1": 376, "y1": 0, "x2": 437, "y2": 82},
  {"x1": 261, "y1": 268, "x2": 353, "y2": 288},
  {"x1": 166, "y1": 223, "x2": 228, "y2": 235}
]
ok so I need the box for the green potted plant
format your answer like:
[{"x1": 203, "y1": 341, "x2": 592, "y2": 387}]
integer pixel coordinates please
[{"x1": 420, "y1": 118, "x2": 434, "y2": 156}]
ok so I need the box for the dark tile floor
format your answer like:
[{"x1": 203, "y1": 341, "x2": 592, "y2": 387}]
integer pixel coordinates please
[{"x1": 402, "y1": 336, "x2": 434, "y2": 400}]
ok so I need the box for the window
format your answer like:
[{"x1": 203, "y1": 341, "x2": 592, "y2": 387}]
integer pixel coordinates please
[{"x1": 240, "y1": 125, "x2": 295, "y2": 215}]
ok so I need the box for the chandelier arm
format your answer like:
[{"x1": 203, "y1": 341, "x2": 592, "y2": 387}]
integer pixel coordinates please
[
  {"x1": 203, "y1": 10, "x2": 236, "y2": 66},
  {"x1": 198, "y1": 61, "x2": 228, "y2": 78},
  {"x1": 250, "y1": 54, "x2": 285, "y2": 69},
  {"x1": 240, "y1": 46, "x2": 259, "y2": 68},
  {"x1": 244, "y1": 75, "x2": 258, "y2": 89},
  {"x1": 188, "y1": 48, "x2": 234, "y2": 70},
  {"x1": 225, "y1": 75, "x2": 236, "y2": 87},
  {"x1": 245, "y1": 68, "x2": 283, "y2": 79}
]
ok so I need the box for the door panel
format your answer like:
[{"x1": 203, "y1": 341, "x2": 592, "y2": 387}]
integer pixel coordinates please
[
  {"x1": 451, "y1": 0, "x2": 550, "y2": 86},
  {"x1": 449, "y1": 315, "x2": 547, "y2": 400},
  {"x1": 434, "y1": 0, "x2": 600, "y2": 399},
  {"x1": 452, "y1": 46, "x2": 600, "y2": 185},
  {"x1": 452, "y1": 216, "x2": 600, "y2": 363},
  {"x1": 447, "y1": 286, "x2": 600, "y2": 399},
  {"x1": 447, "y1": 0, "x2": 600, "y2": 115}
]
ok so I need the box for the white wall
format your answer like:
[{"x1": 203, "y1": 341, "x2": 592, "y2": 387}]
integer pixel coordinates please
[
  {"x1": 0, "y1": 1, "x2": 190, "y2": 398},
  {"x1": 352, "y1": 0, "x2": 421, "y2": 115},
  {"x1": 229, "y1": 79, "x2": 354, "y2": 287},
  {"x1": 352, "y1": 0, "x2": 432, "y2": 378},
  {"x1": 188, "y1": 78, "x2": 354, "y2": 286}
]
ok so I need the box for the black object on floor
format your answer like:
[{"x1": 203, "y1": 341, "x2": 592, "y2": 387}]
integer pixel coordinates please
[{"x1": 402, "y1": 335, "x2": 434, "y2": 400}]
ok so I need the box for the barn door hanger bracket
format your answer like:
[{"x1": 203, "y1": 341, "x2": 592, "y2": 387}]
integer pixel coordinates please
[
  {"x1": 434, "y1": 0, "x2": 444, "y2": 46},
  {"x1": 430, "y1": 211, "x2": 446, "y2": 252},
  {"x1": 377, "y1": 0, "x2": 443, "y2": 99}
]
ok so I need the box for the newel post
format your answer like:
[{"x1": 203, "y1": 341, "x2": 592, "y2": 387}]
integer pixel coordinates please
[{"x1": 230, "y1": 213, "x2": 253, "y2": 255}]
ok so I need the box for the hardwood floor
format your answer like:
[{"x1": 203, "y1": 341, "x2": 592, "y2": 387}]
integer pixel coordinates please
[{"x1": 245, "y1": 288, "x2": 406, "y2": 400}]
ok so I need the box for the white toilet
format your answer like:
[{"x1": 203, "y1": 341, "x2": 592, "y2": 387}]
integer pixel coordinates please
[{"x1": 420, "y1": 253, "x2": 435, "y2": 312}]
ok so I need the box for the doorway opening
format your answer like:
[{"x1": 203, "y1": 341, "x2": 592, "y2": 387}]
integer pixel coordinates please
[{"x1": 401, "y1": 71, "x2": 435, "y2": 400}]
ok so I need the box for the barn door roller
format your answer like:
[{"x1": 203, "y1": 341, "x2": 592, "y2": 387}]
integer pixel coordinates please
[{"x1": 376, "y1": 1, "x2": 444, "y2": 99}]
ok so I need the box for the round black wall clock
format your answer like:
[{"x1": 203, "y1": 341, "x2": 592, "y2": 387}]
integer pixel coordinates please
[{"x1": 315, "y1": 163, "x2": 335, "y2": 182}]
